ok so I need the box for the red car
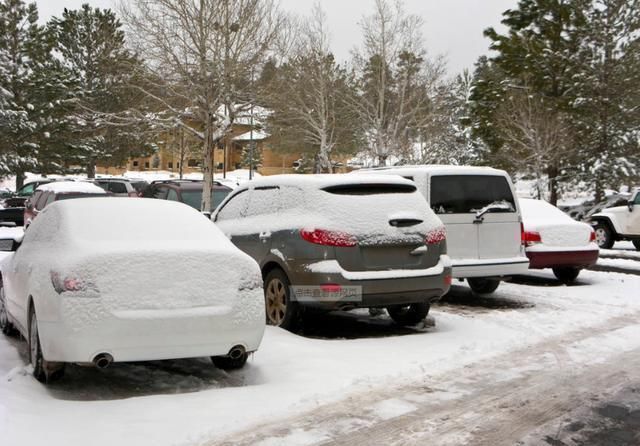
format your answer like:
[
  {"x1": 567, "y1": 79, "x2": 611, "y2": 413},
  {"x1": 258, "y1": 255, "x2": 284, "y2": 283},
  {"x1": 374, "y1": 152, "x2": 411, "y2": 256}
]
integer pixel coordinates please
[
  {"x1": 24, "y1": 182, "x2": 108, "y2": 228},
  {"x1": 520, "y1": 198, "x2": 599, "y2": 283}
]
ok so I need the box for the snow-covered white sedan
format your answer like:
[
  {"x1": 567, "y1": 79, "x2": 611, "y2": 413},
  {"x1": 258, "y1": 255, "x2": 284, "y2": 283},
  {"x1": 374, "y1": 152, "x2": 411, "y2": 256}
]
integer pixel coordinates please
[
  {"x1": 0, "y1": 198, "x2": 265, "y2": 383},
  {"x1": 520, "y1": 198, "x2": 599, "y2": 283}
]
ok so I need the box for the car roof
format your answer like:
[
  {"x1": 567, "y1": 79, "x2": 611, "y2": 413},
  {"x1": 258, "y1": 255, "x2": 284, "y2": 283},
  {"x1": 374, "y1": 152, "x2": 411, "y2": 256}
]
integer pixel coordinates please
[
  {"x1": 36, "y1": 181, "x2": 107, "y2": 194},
  {"x1": 356, "y1": 164, "x2": 509, "y2": 177},
  {"x1": 95, "y1": 177, "x2": 131, "y2": 182},
  {"x1": 242, "y1": 174, "x2": 416, "y2": 190},
  {"x1": 155, "y1": 180, "x2": 231, "y2": 190}
]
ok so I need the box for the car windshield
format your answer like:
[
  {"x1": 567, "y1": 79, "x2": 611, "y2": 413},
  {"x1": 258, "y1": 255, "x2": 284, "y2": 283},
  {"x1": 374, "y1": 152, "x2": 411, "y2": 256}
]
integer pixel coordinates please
[
  {"x1": 56, "y1": 193, "x2": 109, "y2": 201},
  {"x1": 181, "y1": 189, "x2": 231, "y2": 210},
  {"x1": 430, "y1": 175, "x2": 516, "y2": 214}
]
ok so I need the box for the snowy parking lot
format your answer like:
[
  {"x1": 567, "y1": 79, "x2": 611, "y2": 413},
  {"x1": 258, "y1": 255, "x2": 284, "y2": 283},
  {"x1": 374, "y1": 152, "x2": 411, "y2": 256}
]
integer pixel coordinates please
[{"x1": 1, "y1": 243, "x2": 640, "y2": 445}]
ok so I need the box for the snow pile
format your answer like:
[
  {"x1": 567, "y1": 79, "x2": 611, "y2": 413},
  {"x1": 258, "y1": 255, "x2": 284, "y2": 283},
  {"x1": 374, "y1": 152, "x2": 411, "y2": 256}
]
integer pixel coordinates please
[{"x1": 37, "y1": 181, "x2": 106, "y2": 194}]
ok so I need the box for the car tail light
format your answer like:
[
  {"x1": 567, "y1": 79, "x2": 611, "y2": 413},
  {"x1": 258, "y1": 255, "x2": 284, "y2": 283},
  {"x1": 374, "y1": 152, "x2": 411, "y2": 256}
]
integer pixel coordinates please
[
  {"x1": 426, "y1": 226, "x2": 446, "y2": 245},
  {"x1": 50, "y1": 271, "x2": 97, "y2": 295},
  {"x1": 300, "y1": 228, "x2": 357, "y2": 247},
  {"x1": 523, "y1": 230, "x2": 542, "y2": 246},
  {"x1": 444, "y1": 275, "x2": 452, "y2": 286},
  {"x1": 589, "y1": 230, "x2": 596, "y2": 242}
]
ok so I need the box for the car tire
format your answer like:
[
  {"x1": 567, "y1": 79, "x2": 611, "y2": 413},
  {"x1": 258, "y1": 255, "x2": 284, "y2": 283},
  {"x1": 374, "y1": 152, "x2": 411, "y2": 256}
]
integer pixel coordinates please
[
  {"x1": 467, "y1": 278, "x2": 501, "y2": 295},
  {"x1": 552, "y1": 267, "x2": 581, "y2": 284},
  {"x1": 29, "y1": 308, "x2": 65, "y2": 383},
  {"x1": 211, "y1": 352, "x2": 249, "y2": 370},
  {"x1": 0, "y1": 284, "x2": 17, "y2": 336},
  {"x1": 594, "y1": 223, "x2": 614, "y2": 249},
  {"x1": 264, "y1": 268, "x2": 300, "y2": 330},
  {"x1": 386, "y1": 302, "x2": 430, "y2": 326},
  {"x1": 633, "y1": 240, "x2": 640, "y2": 251}
]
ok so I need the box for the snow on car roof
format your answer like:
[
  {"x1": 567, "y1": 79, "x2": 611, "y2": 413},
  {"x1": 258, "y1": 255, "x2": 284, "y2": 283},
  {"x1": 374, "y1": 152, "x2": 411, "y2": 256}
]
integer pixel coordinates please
[
  {"x1": 244, "y1": 174, "x2": 416, "y2": 190},
  {"x1": 45, "y1": 197, "x2": 229, "y2": 243},
  {"x1": 36, "y1": 181, "x2": 107, "y2": 194},
  {"x1": 355, "y1": 164, "x2": 508, "y2": 177}
]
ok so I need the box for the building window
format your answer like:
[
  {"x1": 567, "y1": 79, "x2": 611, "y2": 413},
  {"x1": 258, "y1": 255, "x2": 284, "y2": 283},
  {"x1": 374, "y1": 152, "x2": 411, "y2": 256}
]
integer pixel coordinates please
[
  {"x1": 133, "y1": 161, "x2": 139, "y2": 167},
  {"x1": 177, "y1": 162, "x2": 180, "y2": 168},
  {"x1": 145, "y1": 162, "x2": 150, "y2": 169},
  {"x1": 168, "y1": 162, "x2": 173, "y2": 169},
  {"x1": 216, "y1": 162, "x2": 224, "y2": 170},
  {"x1": 187, "y1": 159, "x2": 200, "y2": 167}
]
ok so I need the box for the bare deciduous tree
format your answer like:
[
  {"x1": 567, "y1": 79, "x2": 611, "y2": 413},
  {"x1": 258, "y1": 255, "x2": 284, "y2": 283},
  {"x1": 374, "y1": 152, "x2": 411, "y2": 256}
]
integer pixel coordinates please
[{"x1": 120, "y1": 0, "x2": 285, "y2": 211}]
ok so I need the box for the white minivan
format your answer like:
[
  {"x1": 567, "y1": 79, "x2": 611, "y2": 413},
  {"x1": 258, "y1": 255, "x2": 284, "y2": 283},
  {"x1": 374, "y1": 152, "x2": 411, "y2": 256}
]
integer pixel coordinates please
[{"x1": 355, "y1": 165, "x2": 529, "y2": 294}]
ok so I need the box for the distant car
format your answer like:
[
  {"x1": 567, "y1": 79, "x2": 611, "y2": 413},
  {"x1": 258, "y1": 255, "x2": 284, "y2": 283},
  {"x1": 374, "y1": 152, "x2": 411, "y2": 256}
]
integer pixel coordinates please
[
  {"x1": 94, "y1": 178, "x2": 140, "y2": 197},
  {"x1": 520, "y1": 198, "x2": 599, "y2": 283},
  {"x1": 24, "y1": 182, "x2": 107, "y2": 229},
  {"x1": 128, "y1": 179, "x2": 149, "y2": 196},
  {"x1": 146, "y1": 180, "x2": 233, "y2": 211},
  {"x1": 2, "y1": 179, "x2": 56, "y2": 208},
  {"x1": 583, "y1": 193, "x2": 631, "y2": 220},
  {"x1": 212, "y1": 174, "x2": 452, "y2": 329},
  {"x1": 355, "y1": 165, "x2": 530, "y2": 295},
  {"x1": 588, "y1": 188, "x2": 640, "y2": 250},
  {"x1": 0, "y1": 198, "x2": 265, "y2": 383}
]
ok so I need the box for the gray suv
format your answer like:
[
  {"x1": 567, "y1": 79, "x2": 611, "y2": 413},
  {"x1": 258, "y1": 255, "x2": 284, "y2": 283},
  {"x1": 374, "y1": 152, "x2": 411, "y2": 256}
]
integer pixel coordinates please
[{"x1": 212, "y1": 175, "x2": 452, "y2": 329}]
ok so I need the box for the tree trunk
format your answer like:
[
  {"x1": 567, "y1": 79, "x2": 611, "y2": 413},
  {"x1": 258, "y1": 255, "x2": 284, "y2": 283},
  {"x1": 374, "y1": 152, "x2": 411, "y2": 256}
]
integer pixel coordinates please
[
  {"x1": 15, "y1": 170, "x2": 25, "y2": 190},
  {"x1": 87, "y1": 161, "x2": 96, "y2": 179},
  {"x1": 201, "y1": 118, "x2": 214, "y2": 213},
  {"x1": 547, "y1": 164, "x2": 559, "y2": 206}
]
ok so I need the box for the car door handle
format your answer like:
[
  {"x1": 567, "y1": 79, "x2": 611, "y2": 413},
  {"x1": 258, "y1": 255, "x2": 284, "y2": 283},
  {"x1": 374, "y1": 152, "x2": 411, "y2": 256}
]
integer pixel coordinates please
[{"x1": 259, "y1": 231, "x2": 271, "y2": 242}]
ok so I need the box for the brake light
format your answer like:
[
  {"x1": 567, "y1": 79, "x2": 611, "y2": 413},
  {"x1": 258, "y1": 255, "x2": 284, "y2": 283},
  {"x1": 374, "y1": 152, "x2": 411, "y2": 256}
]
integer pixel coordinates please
[
  {"x1": 444, "y1": 275, "x2": 452, "y2": 286},
  {"x1": 589, "y1": 230, "x2": 596, "y2": 242},
  {"x1": 523, "y1": 230, "x2": 542, "y2": 246},
  {"x1": 50, "y1": 271, "x2": 97, "y2": 294},
  {"x1": 300, "y1": 228, "x2": 357, "y2": 247},
  {"x1": 426, "y1": 226, "x2": 446, "y2": 245}
]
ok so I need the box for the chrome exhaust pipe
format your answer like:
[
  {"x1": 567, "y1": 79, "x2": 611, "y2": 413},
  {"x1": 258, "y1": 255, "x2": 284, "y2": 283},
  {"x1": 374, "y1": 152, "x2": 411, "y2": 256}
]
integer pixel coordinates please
[
  {"x1": 228, "y1": 345, "x2": 246, "y2": 360},
  {"x1": 93, "y1": 353, "x2": 113, "y2": 369}
]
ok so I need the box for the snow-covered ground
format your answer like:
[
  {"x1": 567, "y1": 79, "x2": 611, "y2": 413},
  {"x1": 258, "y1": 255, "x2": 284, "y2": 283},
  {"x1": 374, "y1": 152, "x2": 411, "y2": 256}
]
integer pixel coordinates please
[{"x1": 1, "y1": 266, "x2": 640, "y2": 446}]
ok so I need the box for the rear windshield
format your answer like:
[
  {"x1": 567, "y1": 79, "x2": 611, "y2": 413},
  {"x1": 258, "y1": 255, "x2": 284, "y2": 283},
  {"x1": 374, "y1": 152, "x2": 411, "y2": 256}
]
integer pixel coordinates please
[
  {"x1": 430, "y1": 175, "x2": 515, "y2": 214},
  {"x1": 130, "y1": 181, "x2": 147, "y2": 192},
  {"x1": 323, "y1": 183, "x2": 416, "y2": 195},
  {"x1": 181, "y1": 189, "x2": 231, "y2": 210}
]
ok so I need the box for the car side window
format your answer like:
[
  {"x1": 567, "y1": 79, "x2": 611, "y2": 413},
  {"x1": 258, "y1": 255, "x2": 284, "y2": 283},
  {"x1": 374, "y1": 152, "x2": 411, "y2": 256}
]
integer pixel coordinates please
[
  {"x1": 44, "y1": 192, "x2": 56, "y2": 207},
  {"x1": 35, "y1": 191, "x2": 49, "y2": 210},
  {"x1": 216, "y1": 189, "x2": 249, "y2": 221},
  {"x1": 167, "y1": 189, "x2": 179, "y2": 201},
  {"x1": 245, "y1": 187, "x2": 281, "y2": 217},
  {"x1": 634, "y1": 193, "x2": 640, "y2": 205},
  {"x1": 154, "y1": 186, "x2": 169, "y2": 199},
  {"x1": 27, "y1": 191, "x2": 41, "y2": 209},
  {"x1": 18, "y1": 183, "x2": 35, "y2": 196},
  {"x1": 109, "y1": 182, "x2": 128, "y2": 194}
]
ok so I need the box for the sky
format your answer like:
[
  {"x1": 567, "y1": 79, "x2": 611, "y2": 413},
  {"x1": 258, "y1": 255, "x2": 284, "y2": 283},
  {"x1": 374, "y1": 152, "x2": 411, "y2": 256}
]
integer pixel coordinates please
[{"x1": 35, "y1": 0, "x2": 518, "y2": 75}]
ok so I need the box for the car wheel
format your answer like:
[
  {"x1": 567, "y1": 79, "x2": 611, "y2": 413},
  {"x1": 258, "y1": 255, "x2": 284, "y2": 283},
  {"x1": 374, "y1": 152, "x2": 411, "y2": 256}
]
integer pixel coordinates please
[
  {"x1": 633, "y1": 240, "x2": 640, "y2": 251},
  {"x1": 0, "y1": 284, "x2": 17, "y2": 336},
  {"x1": 594, "y1": 223, "x2": 614, "y2": 249},
  {"x1": 29, "y1": 308, "x2": 64, "y2": 383},
  {"x1": 552, "y1": 267, "x2": 581, "y2": 284},
  {"x1": 211, "y1": 352, "x2": 249, "y2": 370},
  {"x1": 264, "y1": 269, "x2": 300, "y2": 330},
  {"x1": 467, "y1": 278, "x2": 501, "y2": 295},
  {"x1": 386, "y1": 302, "x2": 430, "y2": 326}
]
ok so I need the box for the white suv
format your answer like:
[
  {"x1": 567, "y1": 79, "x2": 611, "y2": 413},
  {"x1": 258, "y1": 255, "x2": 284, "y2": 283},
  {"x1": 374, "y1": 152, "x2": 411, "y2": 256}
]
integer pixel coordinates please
[
  {"x1": 589, "y1": 188, "x2": 640, "y2": 250},
  {"x1": 355, "y1": 165, "x2": 529, "y2": 294}
]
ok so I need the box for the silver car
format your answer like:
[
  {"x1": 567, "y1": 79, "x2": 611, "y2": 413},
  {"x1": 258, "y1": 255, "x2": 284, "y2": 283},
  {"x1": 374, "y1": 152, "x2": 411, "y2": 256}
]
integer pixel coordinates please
[{"x1": 212, "y1": 174, "x2": 452, "y2": 329}]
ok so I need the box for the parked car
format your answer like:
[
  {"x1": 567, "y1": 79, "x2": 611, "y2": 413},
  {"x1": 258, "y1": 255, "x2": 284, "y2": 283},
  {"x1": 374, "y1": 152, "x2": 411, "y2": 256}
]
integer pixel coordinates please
[
  {"x1": 0, "y1": 198, "x2": 265, "y2": 383},
  {"x1": 94, "y1": 178, "x2": 140, "y2": 197},
  {"x1": 520, "y1": 198, "x2": 598, "y2": 283},
  {"x1": 24, "y1": 181, "x2": 107, "y2": 228},
  {"x1": 128, "y1": 179, "x2": 149, "y2": 196},
  {"x1": 146, "y1": 180, "x2": 233, "y2": 211},
  {"x1": 1, "y1": 179, "x2": 56, "y2": 209},
  {"x1": 212, "y1": 174, "x2": 452, "y2": 329},
  {"x1": 583, "y1": 192, "x2": 631, "y2": 221},
  {"x1": 355, "y1": 165, "x2": 529, "y2": 294},
  {"x1": 588, "y1": 187, "x2": 640, "y2": 250}
]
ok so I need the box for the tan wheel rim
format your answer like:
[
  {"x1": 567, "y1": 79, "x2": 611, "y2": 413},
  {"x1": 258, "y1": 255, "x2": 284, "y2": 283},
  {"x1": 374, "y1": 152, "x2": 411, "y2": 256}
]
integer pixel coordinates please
[{"x1": 265, "y1": 278, "x2": 287, "y2": 325}]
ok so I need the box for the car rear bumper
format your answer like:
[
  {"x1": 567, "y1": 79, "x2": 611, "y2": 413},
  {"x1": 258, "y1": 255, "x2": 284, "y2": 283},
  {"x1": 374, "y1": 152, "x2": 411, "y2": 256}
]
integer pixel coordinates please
[
  {"x1": 526, "y1": 249, "x2": 599, "y2": 269},
  {"x1": 451, "y1": 256, "x2": 530, "y2": 278},
  {"x1": 38, "y1": 305, "x2": 265, "y2": 363},
  {"x1": 289, "y1": 257, "x2": 452, "y2": 309}
]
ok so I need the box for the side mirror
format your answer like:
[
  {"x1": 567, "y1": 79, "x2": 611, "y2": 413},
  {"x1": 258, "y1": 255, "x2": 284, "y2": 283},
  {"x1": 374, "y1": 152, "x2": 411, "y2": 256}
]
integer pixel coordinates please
[{"x1": 0, "y1": 238, "x2": 20, "y2": 252}]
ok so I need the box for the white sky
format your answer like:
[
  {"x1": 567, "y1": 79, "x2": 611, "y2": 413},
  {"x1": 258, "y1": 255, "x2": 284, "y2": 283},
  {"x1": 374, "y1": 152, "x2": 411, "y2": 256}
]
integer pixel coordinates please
[{"x1": 35, "y1": 0, "x2": 517, "y2": 75}]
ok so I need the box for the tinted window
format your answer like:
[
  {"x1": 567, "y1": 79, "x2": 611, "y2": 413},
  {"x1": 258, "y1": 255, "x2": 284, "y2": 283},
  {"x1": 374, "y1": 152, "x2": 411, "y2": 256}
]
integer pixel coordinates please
[
  {"x1": 181, "y1": 188, "x2": 231, "y2": 210},
  {"x1": 430, "y1": 175, "x2": 515, "y2": 214},
  {"x1": 635, "y1": 193, "x2": 640, "y2": 205},
  {"x1": 323, "y1": 183, "x2": 416, "y2": 195},
  {"x1": 96, "y1": 181, "x2": 110, "y2": 192},
  {"x1": 167, "y1": 189, "x2": 179, "y2": 201},
  {"x1": 131, "y1": 181, "x2": 147, "y2": 193},
  {"x1": 216, "y1": 190, "x2": 249, "y2": 221},
  {"x1": 108, "y1": 182, "x2": 128, "y2": 194}
]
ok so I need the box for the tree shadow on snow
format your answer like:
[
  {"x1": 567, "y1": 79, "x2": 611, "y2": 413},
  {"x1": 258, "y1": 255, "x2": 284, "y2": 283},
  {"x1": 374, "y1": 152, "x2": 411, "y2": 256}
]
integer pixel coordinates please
[
  {"x1": 436, "y1": 285, "x2": 534, "y2": 311},
  {"x1": 40, "y1": 356, "x2": 266, "y2": 401}
]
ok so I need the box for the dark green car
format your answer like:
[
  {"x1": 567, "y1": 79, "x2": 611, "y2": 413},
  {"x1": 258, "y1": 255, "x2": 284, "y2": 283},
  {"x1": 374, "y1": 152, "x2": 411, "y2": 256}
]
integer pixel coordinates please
[{"x1": 212, "y1": 175, "x2": 452, "y2": 329}]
